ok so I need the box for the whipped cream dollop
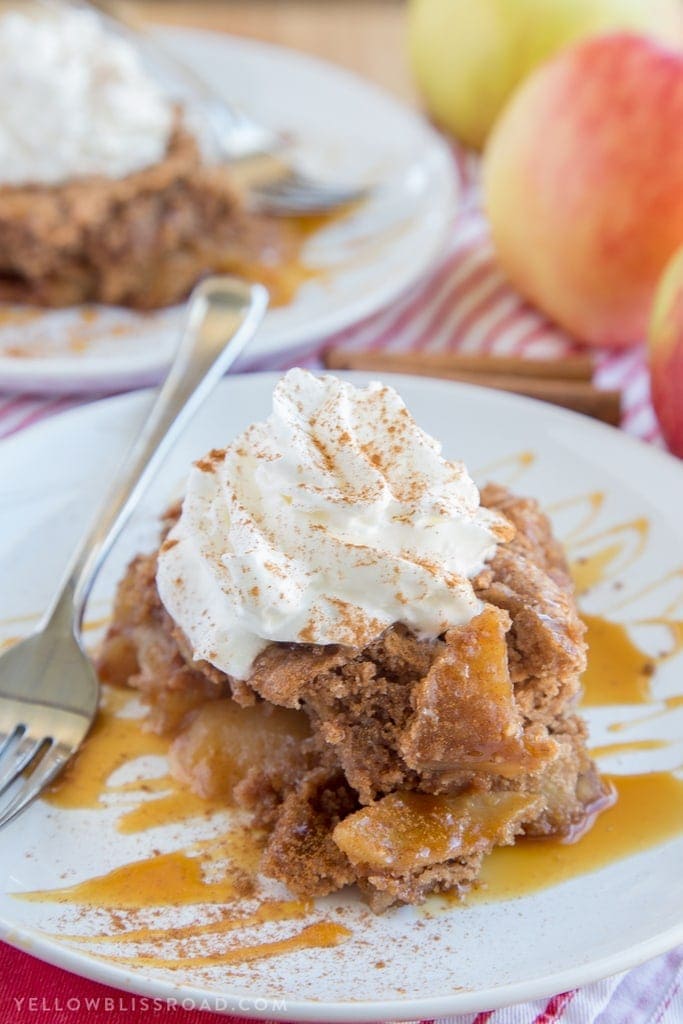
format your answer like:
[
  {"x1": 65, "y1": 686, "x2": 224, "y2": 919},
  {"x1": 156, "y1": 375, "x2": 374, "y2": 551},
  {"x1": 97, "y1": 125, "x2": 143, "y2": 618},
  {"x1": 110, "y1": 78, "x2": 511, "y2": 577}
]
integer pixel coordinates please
[
  {"x1": 157, "y1": 370, "x2": 513, "y2": 680},
  {"x1": 0, "y1": 8, "x2": 173, "y2": 187}
]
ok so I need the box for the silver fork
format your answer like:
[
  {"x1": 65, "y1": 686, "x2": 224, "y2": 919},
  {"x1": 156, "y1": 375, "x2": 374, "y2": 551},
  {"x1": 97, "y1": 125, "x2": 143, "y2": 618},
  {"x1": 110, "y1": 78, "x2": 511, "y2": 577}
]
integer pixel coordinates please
[
  {"x1": 0, "y1": 277, "x2": 268, "y2": 830},
  {"x1": 76, "y1": 0, "x2": 370, "y2": 216}
]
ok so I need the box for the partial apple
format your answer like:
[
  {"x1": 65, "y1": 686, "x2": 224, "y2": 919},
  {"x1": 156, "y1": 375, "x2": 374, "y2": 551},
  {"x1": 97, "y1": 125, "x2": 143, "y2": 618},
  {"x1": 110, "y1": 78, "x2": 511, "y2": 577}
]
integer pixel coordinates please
[
  {"x1": 648, "y1": 246, "x2": 683, "y2": 456},
  {"x1": 482, "y1": 33, "x2": 683, "y2": 349},
  {"x1": 408, "y1": 0, "x2": 683, "y2": 150}
]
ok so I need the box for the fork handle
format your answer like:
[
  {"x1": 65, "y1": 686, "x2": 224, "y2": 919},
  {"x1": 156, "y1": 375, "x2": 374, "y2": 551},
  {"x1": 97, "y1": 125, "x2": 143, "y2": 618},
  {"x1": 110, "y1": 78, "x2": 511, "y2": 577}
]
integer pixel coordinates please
[
  {"x1": 46, "y1": 277, "x2": 268, "y2": 635},
  {"x1": 71, "y1": 0, "x2": 222, "y2": 105},
  {"x1": 66, "y1": 0, "x2": 283, "y2": 161}
]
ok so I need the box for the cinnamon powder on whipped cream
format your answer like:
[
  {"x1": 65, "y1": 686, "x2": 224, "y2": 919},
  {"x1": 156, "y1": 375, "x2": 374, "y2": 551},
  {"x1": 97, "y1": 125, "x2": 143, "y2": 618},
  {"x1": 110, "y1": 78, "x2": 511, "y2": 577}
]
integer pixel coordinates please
[{"x1": 157, "y1": 370, "x2": 513, "y2": 680}]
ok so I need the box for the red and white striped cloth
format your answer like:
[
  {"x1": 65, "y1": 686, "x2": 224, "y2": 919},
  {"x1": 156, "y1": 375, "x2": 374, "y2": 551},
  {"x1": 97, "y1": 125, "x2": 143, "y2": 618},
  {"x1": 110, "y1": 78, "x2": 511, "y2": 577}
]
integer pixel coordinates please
[{"x1": 0, "y1": 147, "x2": 679, "y2": 1023}]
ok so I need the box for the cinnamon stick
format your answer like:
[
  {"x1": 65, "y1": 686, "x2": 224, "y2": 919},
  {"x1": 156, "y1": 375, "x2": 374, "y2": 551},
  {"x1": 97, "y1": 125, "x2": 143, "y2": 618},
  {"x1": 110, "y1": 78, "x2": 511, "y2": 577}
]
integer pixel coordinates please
[
  {"x1": 325, "y1": 348, "x2": 595, "y2": 381},
  {"x1": 323, "y1": 350, "x2": 620, "y2": 425}
]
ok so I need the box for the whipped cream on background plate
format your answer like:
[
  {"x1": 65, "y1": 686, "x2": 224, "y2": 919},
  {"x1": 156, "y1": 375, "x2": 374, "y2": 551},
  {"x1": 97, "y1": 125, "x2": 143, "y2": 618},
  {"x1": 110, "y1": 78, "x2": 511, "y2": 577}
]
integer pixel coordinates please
[
  {"x1": 0, "y1": 7, "x2": 173, "y2": 187},
  {"x1": 157, "y1": 370, "x2": 513, "y2": 680}
]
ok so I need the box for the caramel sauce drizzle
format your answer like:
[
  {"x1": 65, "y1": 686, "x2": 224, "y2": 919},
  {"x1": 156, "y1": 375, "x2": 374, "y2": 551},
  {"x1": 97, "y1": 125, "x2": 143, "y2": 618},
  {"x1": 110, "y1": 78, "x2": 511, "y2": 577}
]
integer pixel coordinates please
[
  {"x1": 610, "y1": 566, "x2": 683, "y2": 614},
  {"x1": 609, "y1": 695, "x2": 683, "y2": 734},
  {"x1": 213, "y1": 208, "x2": 356, "y2": 309},
  {"x1": 570, "y1": 518, "x2": 649, "y2": 596},
  {"x1": 20, "y1": 850, "x2": 240, "y2": 909},
  {"x1": 589, "y1": 739, "x2": 669, "y2": 758},
  {"x1": 557, "y1": 489, "x2": 683, "y2": 720},
  {"x1": 545, "y1": 491, "x2": 605, "y2": 544},
  {"x1": 107, "y1": 923, "x2": 351, "y2": 970},
  {"x1": 39, "y1": 907, "x2": 349, "y2": 975},
  {"x1": 0, "y1": 307, "x2": 43, "y2": 328},
  {"x1": 476, "y1": 450, "x2": 536, "y2": 486},
  {"x1": 116, "y1": 790, "x2": 229, "y2": 836},
  {"x1": 475, "y1": 772, "x2": 683, "y2": 902},
  {"x1": 58, "y1": 899, "x2": 311, "y2": 945},
  {"x1": 0, "y1": 610, "x2": 42, "y2": 626},
  {"x1": 45, "y1": 682, "x2": 230, "y2": 832},
  {"x1": 82, "y1": 614, "x2": 112, "y2": 633},
  {"x1": 44, "y1": 700, "x2": 168, "y2": 816},
  {"x1": 581, "y1": 614, "x2": 655, "y2": 706}
]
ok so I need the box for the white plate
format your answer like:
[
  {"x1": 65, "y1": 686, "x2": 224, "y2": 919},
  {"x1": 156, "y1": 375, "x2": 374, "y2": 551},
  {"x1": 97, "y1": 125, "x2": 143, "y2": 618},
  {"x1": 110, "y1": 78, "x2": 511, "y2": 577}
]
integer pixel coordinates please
[
  {"x1": 1, "y1": 373, "x2": 682, "y2": 1021},
  {"x1": 0, "y1": 30, "x2": 456, "y2": 395}
]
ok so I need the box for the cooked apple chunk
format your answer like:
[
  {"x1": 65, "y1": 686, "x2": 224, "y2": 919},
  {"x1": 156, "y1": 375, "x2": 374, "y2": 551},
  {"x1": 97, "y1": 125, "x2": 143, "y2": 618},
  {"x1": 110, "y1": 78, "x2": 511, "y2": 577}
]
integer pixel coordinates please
[
  {"x1": 400, "y1": 605, "x2": 555, "y2": 778},
  {"x1": 169, "y1": 699, "x2": 309, "y2": 800},
  {"x1": 333, "y1": 789, "x2": 541, "y2": 875}
]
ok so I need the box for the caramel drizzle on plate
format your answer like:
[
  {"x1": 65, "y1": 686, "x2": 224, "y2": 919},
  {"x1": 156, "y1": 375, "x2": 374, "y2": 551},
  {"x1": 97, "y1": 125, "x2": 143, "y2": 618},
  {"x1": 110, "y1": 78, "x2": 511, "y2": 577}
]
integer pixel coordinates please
[
  {"x1": 20, "y1": 849, "x2": 240, "y2": 909},
  {"x1": 104, "y1": 923, "x2": 351, "y2": 970},
  {"x1": 476, "y1": 450, "x2": 536, "y2": 486},
  {"x1": 473, "y1": 771, "x2": 683, "y2": 903}
]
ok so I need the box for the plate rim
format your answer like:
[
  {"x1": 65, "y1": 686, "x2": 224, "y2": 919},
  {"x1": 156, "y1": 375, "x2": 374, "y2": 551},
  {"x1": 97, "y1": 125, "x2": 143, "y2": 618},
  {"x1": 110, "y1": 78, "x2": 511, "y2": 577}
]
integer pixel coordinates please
[
  {"x1": 0, "y1": 27, "x2": 458, "y2": 394},
  {"x1": 1, "y1": 371, "x2": 682, "y2": 1020},
  {"x1": 2, "y1": 909, "x2": 681, "y2": 1022}
]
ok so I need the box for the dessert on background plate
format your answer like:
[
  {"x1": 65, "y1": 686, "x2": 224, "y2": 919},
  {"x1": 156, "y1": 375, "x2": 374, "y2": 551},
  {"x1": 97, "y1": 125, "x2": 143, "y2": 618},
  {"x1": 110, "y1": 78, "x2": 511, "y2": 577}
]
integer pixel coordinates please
[
  {"x1": 0, "y1": 22, "x2": 457, "y2": 393},
  {"x1": 98, "y1": 369, "x2": 613, "y2": 911},
  {"x1": 0, "y1": 6, "x2": 310, "y2": 310}
]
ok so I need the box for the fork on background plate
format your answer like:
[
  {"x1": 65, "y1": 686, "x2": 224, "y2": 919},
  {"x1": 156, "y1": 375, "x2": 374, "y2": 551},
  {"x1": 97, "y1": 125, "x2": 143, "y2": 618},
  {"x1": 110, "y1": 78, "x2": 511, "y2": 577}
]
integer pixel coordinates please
[
  {"x1": 0, "y1": 277, "x2": 268, "y2": 830},
  {"x1": 72, "y1": 0, "x2": 372, "y2": 216}
]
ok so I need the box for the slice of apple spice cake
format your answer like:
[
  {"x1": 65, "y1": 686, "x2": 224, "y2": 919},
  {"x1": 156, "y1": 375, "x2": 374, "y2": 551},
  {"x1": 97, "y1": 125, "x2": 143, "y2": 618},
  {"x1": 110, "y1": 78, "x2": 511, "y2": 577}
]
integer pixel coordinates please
[{"x1": 98, "y1": 370, "x2": 613, "y2": 912}]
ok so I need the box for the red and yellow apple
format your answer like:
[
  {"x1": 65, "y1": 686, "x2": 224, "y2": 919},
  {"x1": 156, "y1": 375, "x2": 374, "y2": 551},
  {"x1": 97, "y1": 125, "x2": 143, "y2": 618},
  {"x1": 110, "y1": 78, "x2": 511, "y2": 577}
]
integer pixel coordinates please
[
  {"x1": 648, "y1": 246, "x2": 683, "y2": 456},
  {"x1": 483, "y1": 33, "x2": 683, "y2": 349},
  {"x1": 408, "y1": 0, "x2": 683, "y2": 150}
]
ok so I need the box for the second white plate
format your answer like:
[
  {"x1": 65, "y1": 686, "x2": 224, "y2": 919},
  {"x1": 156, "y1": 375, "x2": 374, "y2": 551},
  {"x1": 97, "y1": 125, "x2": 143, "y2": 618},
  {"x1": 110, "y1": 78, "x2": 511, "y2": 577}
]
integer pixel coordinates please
[{"x1": 0, "y1": 30, "x2": 456, "y2": 394}]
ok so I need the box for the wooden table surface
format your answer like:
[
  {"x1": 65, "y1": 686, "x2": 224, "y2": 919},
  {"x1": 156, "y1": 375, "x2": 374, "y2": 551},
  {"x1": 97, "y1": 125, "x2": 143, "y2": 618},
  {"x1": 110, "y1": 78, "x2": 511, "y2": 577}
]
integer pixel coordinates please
[{"x1": 125, "y1": 1, "x2": 417, "y2": 104}]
